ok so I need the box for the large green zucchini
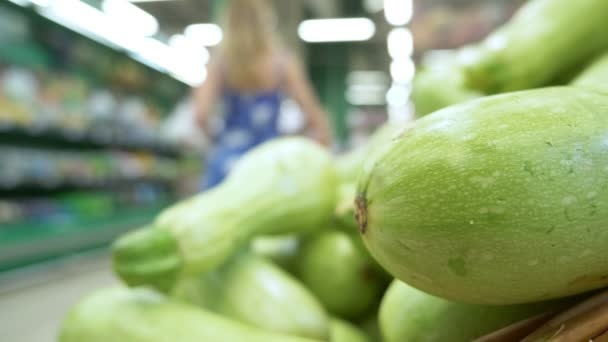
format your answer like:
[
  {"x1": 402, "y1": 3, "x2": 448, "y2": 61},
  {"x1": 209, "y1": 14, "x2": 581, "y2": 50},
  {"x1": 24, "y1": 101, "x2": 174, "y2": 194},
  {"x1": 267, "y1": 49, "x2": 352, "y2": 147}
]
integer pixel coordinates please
[
  {"x1": 356, "y1": 87, "x2": 608, "y2": 304},
  {"x1": 461, "y1": 0, "x2": 608, "y2": 93},
  {"x1": 59, "y1": 287, "x2": 322, "y2": 342},
  {"x1": 113, "y1": 137, "x2": 337, "y2": 292},
  {"x1": 379, "y1": 280, "x2": 580, "y2": 342},
  {"x1": 171, "y1": 252, "x2": 329, "y2": 340}
]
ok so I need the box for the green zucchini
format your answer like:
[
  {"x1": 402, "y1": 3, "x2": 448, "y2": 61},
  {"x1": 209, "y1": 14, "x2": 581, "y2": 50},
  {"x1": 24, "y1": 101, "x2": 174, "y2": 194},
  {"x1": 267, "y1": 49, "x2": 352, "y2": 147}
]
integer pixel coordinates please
[
  {"x1": 460, "y1": 0, "x2": 608, "y2": 93},
  {"x1": 334, "y1": 182, "x2": 358, "y2": 231},
  {"x1": 250, "y1": 234, "x2": 300, "y2": 274},
  {"x1": 297, "y1": 230, "x2": 387, "y2": 319},
  {"x1": 359, "y1": 314, "x2": 383, "y2": 342},
  {"x1": 113, "y1": 137, "x2": 337, "y2": 292},
  {"x1": 59, "y1": 287, "x2": 321, "y2": 342},
  {"x1": 412, "y1": 52, "x2": 482, "y2": 116},
  {"x1": 573, "y1": 53, "x2": 608, "y2": 92},
  {"x1": 335, "y1": 123, "x2": 402, "y2": 185},
  {"x1": 379, "y1": 280, "x2": 579, "y2": 342},
  {"x1": 171, "y1": 252, "x2": 329, "y2": 340},
  {"x1": 356, "y1": 86, "x2": 608, "y2": 304},
  {"x1": 334, "y1": 124, "x2": 403, "y2": 231},
  {"x1": 329, "y1": 318, "x2": 369, "y2": 342}
]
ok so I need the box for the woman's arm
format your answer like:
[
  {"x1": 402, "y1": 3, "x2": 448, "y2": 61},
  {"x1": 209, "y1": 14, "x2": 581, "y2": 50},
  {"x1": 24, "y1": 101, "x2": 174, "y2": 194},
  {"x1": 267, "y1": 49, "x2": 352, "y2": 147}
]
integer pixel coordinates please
[
  {"x1": 193, "y1": 60, "x2": 222, "y2": 137},
  {"x1": 284, "y1": 53, "x2": 333, "y2": 146}
]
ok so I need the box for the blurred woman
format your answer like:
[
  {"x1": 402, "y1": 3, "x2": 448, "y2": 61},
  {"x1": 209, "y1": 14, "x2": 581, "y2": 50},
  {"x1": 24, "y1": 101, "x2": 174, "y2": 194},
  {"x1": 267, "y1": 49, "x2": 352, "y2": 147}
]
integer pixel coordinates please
[{"x1": 194, "y1": 0, "x2": 332, "y2": 189}]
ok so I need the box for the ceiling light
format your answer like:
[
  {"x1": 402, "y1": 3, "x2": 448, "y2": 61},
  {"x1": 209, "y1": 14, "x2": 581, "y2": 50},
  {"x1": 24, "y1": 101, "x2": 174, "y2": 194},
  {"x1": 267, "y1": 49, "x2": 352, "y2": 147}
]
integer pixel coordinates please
[
  {"x1": 388, "y1": 27, "x2": 413, "y2": 59},
  {"x1": 130, "y1": 38, "x2": 173, "y2": 71},
  {"x1": 298, "y1": 18, "x2": 375, "y2": 43},
  {"x1": 384, "y1": 0, "x2": 413, "y2": 26},
  {"x1": 347, "y1": 71, "x2": 389, "y2": 86},
  {"x1": 184, "y1": 23, "x2": 223, "y2": 46},
  {"x1": 102, "y1": 0, "x2": 159, "y2": 37},
  {"x1": 386, "y1": 83, "x2": 411, "y2": 107},
  {"x1": 169, "y1": 34, "x2": 210, "y2": 65},
  {"x1": 390, "y1": 59, "x2": 415, "y2": 84},
  {"x1": 39, "y1": 0, "x2": 138, "y2": 51}
]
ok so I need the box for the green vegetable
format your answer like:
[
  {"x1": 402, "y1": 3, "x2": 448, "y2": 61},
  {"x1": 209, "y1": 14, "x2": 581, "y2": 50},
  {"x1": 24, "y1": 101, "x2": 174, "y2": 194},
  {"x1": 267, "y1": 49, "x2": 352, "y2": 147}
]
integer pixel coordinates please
[
  {"x1": 334, "y1": 124, "x2": 403, "y2": 230},
  {"x1": 460, "y1": 0, "x2": 608, "y2": 93},
  {"x1": 356, "y1": 87, "x2": 608, "y2": 304},
  {"x1": 334, "y1": 183, "x2": 358, "y2": 231},
  {"x1": 250, "y1": 234, "x2": 300, "y2": 274},
  {"x1": 359, "y1": 314, "x2": 383, "y2": 342},
  {"x1": 297, "y1": 230, "x2": 386, "y2": 319},
  {"x1": 59, "y1": 287, "x2": 322, "y2": 342},
  {"x1": 573, "y1": 53, "x2": 608, "y2": 92},
  {"x1": 412, "y1": 51, "x2": 482, "y2": 116},
  {"x1": 329, "y1": 318, "x2": 369, "y2": 342},
  {"x1": 379, "y1": 280, "x2": 578, "y2": 342},
  {"x1": 171, "y1": 252, "x2": 329, "y2": 340},
  {"x1": 113, "y1": 137, "x2": 337, "y2": 292},
  {"x1": 335, "y1": 123, "x2": 402, "y2": 185}
]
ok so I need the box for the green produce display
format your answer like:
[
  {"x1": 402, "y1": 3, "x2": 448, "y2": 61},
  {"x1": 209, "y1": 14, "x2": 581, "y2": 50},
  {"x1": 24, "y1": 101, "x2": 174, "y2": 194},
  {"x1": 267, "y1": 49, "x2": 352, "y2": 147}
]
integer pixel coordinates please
[
  {"x1": 329, "y1": 318, "x2": 369, "y2": 342},
  {"x1": 412, "y1": 60, "x2": 482, "y2": 116},
  {"x1": 356, "y1": 87, "x2": 608, "y2": 304},
  {"x1": 297, "y1": 230, "x2": 386, "y2": 319},
  {"x1": 334, "y1": 183, "x2": 358, "y2": 231},
  {"x1": 335, "y1": 123, "x2": 402, "y2": 185},
  {"x1": 379, "y1": 280, "x2": 578, "y2": 342},
  {"x1": 334, "y1": 123, "x2": 403, "y2": 230},
  {"x1": 250, "y1": 234, "x2": 301, "y2": 274},
  {"x1": 171, "y1": 252, "x2": 329, "y2": 340},
  {"x1": 460, "y1": 0, "x2": 608, "y2": 93},
  {"x1": 59, "y1": 287, "x2": 322, "y2": 342},
  {"x1": 113, "y1": 137, "x2": 338, "y2": 292},
  {"x1": 359, "y1": 314, "x2": 382, "y2": 342},
  {"x1": 573, "y1": 53, "x2": 608, "y2": 92}
]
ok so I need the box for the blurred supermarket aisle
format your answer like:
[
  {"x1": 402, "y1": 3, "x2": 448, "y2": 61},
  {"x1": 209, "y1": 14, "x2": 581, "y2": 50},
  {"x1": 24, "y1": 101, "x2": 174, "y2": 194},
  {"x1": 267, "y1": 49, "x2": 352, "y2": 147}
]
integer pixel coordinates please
[{"x1": 0, "y1": 250, "x2": 118, "y2": 342}]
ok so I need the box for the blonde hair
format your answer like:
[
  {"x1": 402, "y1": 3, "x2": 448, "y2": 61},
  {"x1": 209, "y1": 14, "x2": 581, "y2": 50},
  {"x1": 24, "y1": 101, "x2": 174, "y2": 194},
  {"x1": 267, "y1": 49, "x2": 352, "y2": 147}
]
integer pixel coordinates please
[{"x1": 220, "y1": 0, "x2": 279, "y2": 89}]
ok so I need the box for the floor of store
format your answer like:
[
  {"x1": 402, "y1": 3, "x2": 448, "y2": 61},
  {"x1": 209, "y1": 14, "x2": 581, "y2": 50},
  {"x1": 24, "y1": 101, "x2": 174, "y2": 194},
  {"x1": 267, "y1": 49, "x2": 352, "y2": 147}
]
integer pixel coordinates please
[{"x1": 0, "y1": 250, "x2": 119, "y2": 342}]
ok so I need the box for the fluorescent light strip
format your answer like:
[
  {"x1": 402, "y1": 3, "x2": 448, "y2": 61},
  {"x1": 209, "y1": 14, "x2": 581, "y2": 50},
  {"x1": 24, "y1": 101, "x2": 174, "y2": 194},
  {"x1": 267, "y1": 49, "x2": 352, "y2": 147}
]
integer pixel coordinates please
[
  {"x1": 384, "y1": 0, "x2": 413, "y2": 26},
  {"x1": 390, "y1": 59, "x2": 415, "y2": 84},
  {"x1": 388, "y1": 27, "x2": 413, "y2": 59},
  {"x1": 386, "y1": 83, "x2": 411, "y2": 107},
  {"x1": 298, "y1": 18, "x2": 375, "y2": 43},
  {"x1": 102, "y1": 0, "x2": 159, "y2": 37},
  {"x1": 347, "y1": 71, "x2": 389, "y2": 86},
  {"x1": 184, "y1": 24, "x2": 223, "y2": 47}
]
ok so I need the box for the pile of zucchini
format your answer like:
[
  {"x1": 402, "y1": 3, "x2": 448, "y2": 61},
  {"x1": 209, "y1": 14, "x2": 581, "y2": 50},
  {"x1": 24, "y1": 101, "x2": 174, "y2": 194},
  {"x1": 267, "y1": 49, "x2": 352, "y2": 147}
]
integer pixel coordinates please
[{"x1": 59, "y1": 0, "x2": 608, "y2": 341}]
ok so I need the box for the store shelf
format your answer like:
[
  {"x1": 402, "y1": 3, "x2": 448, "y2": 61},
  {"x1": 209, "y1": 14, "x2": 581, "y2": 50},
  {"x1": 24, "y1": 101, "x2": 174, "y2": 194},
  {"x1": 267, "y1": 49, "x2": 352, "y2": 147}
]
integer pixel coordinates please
[
  {"x1": 0, "y1": 123, "x2": 183, "y2": 158},
  {"x1": 0, "y1": 203, "x2": 167, "y2": 272},
  {"x1": 0, "y1": 178, "x2": 173, "y2": 196}
]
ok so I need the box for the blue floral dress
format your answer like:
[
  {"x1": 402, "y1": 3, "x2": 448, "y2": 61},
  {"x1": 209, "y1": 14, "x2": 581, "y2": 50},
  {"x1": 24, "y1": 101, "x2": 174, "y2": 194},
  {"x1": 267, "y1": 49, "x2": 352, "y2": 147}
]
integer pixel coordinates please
[{"x1": 202, "y1": 63, "x2": 284, "y2": 190}]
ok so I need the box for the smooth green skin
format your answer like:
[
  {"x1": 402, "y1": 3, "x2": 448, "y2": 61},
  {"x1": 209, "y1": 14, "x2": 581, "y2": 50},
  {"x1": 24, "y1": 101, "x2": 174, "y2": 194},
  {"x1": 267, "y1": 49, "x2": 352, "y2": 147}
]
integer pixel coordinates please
[
  {"x1": 412, "y1": 64, "x2": 482, "y2": 117},
  {"x1": 59, "y1": 287, "x2": 322, "y2": 342},
  {"x1": 334, "y1": 182, "x2": 358, "y2": 231},
  {"x1": 357, "y1": 87, "x2": 608, "y2": 304},
  {"x1": 335, "y1": 123, "x2": 403, "y2": 185},
  {"x1": 112, "y1": 227, "x2": 181, "y2": 293},
  {"x1": 329, "y1": 318, "x2": 369, "y2": 342},
  {"x1": 297, "y1": 230, "x2": 386, "y2": 319},
  {"x1": 171, "y1": 252, "x2": 330, "y2": 340},
  {"x1": 461, "y1": 0, "x2": 608, "y2": 94},
  {"x1": 113, "y1": 137, "x2": 338, "y2": 292},
  {"x1": 334, "y1": 124, "x2": 403, "y2": 230},
  {"x1": 250, "y1": 234, "x2": 301, "y2": 275},
  {"x1": 359, "y1": 314, "x2": 383, "y2": 342},
  {"x1": 573, "y1": 53, "x2": 608, "y2": 92},
  {"x1": 379, "y1": 280, "x2": 579, "y2": 342}
]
